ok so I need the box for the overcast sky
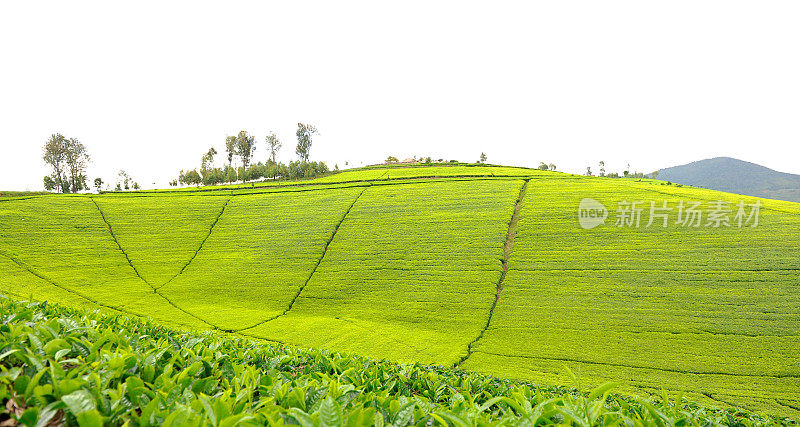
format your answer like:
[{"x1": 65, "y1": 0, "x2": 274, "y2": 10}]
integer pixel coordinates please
[{"x1": 1, "y1": 1, "x2": 799, "y2": 190}]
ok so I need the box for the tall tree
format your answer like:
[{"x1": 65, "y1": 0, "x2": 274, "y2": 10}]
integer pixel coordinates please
[
  {"x1": 117, "y1": 170, "x2": 132, "y2": 191},
  {"x1": 42, "y1": 134, "x2": 68, "y2": 193},
  {"x1": 265, "y1": 132, "x2": 282, "y2": 163},
  {"x1": 295, "y1": 123, "x2": 318, "y2": 162},
  {"x1": 63, "y1": 138, "x2": 90, "y2": 193},
  {"x1": 234, "y1": 131, "x2": 256, "y2": 169},
  {"x1": 479, "y1": 152, "x2": 487, "y2": 163},
  {"x1": 201, "y1": 147, "x2": 218, "y2": 170},
  {"x1": 43, "y1": 134, "x2": 90, "y2": 193},
  {"x1": 225, "y1": 136, "x2": 237, "y2": 166}
]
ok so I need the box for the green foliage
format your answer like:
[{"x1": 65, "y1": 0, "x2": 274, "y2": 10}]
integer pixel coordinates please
[
  {"x1": 464, "y1": 178, "x2": 800, "y2": 418},
  {"x1": 42, "y1": 134, "x2": 90, "y2": 193},
  {"x1": 177, "y1": 148, "x2": 330, "y2": 189},
  {"x1": 42, "y1": 134, "x2": 68, "y2": 193},
  {"x1": 158, "y1": 187, "x2": 364, "y2": 330},
  {"x1": 179, "y1": 169, "x2": 202, "y2": 186},
  {"x1": 162, "y1": 164, "x2": 558, "y2": 193},
  {"x1": 42, "y1": 175, "x2": 59, "y2": 192},
  {"x1": 0, "y1": 191, "x2": 49, "y2": 198},
  {"x1": 201, "y1": 147, "x2": 218, "y2": 171},
  {"x1": 296, "y1": 123, "x2": 318, "y2": 162},
  {"x1": 3, "y1": 164, "x2": 800, "y2": 419},
  {"x1": 250, "y1": 180, "x2": 522, "y2": 364},
  {"x1": 223, "y1": 165, "x2": 238, "y2": 183},
  {"x1": 92, "y1": 195, "x2": 229, "y2": 285},
  {"x1": 63, "y1": 138, "x2": 90, "y2": 193},
  {"x1": 200, "y1": 167, "x2": 225, "y2": 186},
  {"x1": 116, "y1": 170, "x2": 135, "y2": 191},
  {"x1": 234, "y1": 131, "x2": 257, "y2": 170},
  {"x1": 224, "y1": 136, "x2": 236, "y2": 166},
  {"x1": 265, "y1": 132, "x2": 282, "y2": 164},
  {"x1": 0, "y1": 297, "x2": 786, "y2": 426}
]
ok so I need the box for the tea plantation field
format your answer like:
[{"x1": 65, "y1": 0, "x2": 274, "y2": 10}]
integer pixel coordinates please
[
  {"x1": 1, "y1": 164, "x2": 799, "y2": 420},
  {"x1": 1, "y1": 297, "x2": 785, "y2": 426}
]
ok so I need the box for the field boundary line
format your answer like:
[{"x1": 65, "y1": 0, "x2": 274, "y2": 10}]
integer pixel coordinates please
[
  {"x1": 101, "y1": 174, "x2": 560, "y2": 197},
  {"x1": 475, "y1": 349, "x2": 800, "y2": 379},
  {"x1": 232, "y1": 185, "x2": 369, "y2": 332},
  {"x1": 236, "y1": 316, "x2": 438, "y2": 360},
  {"x1": 0, "y1": 196, "x2": 45, "y2": 203},
  {"x1": 775, "y1": 399, "x2": 800, "y2": 412},
  {"x1": 453, "y1": 179, "x2": 530, "y2": 368},
  {"x1": 90, "y1": 197, "x2": 223, "y2": 330},
  {"x1": 700, "y1": 392, "x2": 750, "y2": 412},
  {"x1": 90, "y1": 197, "x2": 155, "y2": 289},
  {"x1": 0, "y1": 249, "x2": 135, "y2": 316},
  {"x1": 234, "y1": 330, "x2": 291, "y2": 345},
  {"x1": 456, "y1": 179, "x2": 530, "y2": 368},
  {"x1": 485, "y1": 324, "x2": 800, "y2": 339},
  {"x1": 158, "y1": 196, "x2": 232, "y2": 289},
  {"x1": 228, "y1": 177, "x2": 517, "y2": 197}
]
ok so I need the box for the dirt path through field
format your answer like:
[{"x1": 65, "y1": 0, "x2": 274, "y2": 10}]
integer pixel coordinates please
[{"x1": 455, "y1": 178, "x2": 530, "y2": 367}]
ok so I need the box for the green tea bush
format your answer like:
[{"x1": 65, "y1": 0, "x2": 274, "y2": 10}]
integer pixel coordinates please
[{"x1": 1, "y1": 297, "x2": 789, "y2": 426}]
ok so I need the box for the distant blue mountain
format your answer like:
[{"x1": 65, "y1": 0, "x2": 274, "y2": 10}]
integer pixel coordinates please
[{"x1": 655, "y1": 157, "x2": 800, "y2": 203}]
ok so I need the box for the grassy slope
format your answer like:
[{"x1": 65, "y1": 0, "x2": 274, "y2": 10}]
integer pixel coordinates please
[
  {"x1": 464, "y1": 178, "x2": 800, "y2": 415},
  {"x1": 92, "y1": 195, "x2": 230, "y2": 285},
  {"x1": 0, "y1": 196, "x2": 201, "y2": 327},
  {"x1": 1, "y1": 164, "x2": 798, "y2": 418},
  {"x1": 248, "y1": 180, "x2": 523, "y2": 364},
  {"x1": 4, "y1": 297, "x2": 784, "y2": 426},
  {"x1": 160, "y1": 188, "x2": 365, "y2": 330}
]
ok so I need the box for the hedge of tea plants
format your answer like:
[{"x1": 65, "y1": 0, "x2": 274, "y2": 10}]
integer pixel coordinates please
[{"x1": 2, "y1": 297, "x2": 791, "y2": 426}]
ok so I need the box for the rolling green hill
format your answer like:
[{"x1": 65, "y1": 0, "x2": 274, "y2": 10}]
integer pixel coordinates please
[{"x1": 1, "y1": 164, "x2": 799, "y2": 418}]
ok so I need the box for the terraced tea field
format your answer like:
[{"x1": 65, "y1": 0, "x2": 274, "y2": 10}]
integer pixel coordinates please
[{"x1": 1, "y1": 164, "x2": 799, "y2": 418}]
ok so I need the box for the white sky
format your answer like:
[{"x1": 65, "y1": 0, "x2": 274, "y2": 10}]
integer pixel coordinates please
[{"x1": 1, "y1": 1, "x2": 799, "y2": 190}]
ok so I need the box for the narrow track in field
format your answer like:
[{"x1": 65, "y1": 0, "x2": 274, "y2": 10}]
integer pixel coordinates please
[
  {"x1": 157, "y1": 196, "x2": 231, "y2": 289},
  {"x1": 455, "y1": 178, "x2": 530, "y2": 368},
  {"x1": 91, "y1": 198, "x2": 153, "y2": 288},
  {"x1": 90, "y1": 197, "x2": 223, "y2": 330},
  {"x1": 230, "y1": 185, "x2": 369, "y2": 333},
  {"x1": 0, "y1": 249, "x2": 137, "y2": 317},
  {"x1": 475, "y1": 349, "x2": 800, "y2": 379}
]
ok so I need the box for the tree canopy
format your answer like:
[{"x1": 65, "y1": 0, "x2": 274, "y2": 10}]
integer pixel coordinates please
[
  {"x1": 265, "y1": 132, "x2": 282, "y2": 163},
  {"x1": 234, "y1": 131, "x2": 256, "y2": 169},
  {"x1": 42, "y1": 134, "x2": 90, "y2": 193},
  {"x1": 295, "y1": 123, "x2": 318, "y2": 161}
]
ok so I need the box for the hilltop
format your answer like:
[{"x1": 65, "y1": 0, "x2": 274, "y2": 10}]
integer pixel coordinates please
[
  {"x1": 1, "y1": 163, "x2": 799, "y2": 419},
  {"x1": 655, "y1": 157, "x2": 800, "y2": 203}
]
